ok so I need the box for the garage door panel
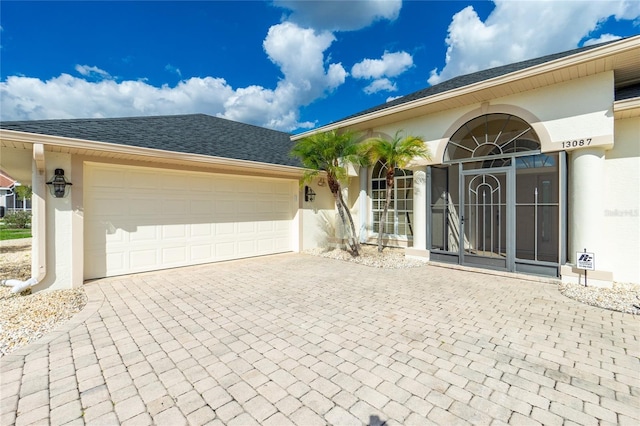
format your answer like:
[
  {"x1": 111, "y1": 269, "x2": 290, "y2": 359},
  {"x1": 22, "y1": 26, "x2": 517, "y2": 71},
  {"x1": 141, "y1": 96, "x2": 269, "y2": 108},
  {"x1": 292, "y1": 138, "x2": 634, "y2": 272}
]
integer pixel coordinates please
[
  {"x1": 162, "y1": 246, "x2": 187, "y2": 264},
  {"x1": 161, "y1": 173, "x2": 190, "y2": 190},
  {"x1": 191, "y1": 223, "x2": 212, "y2": 237},
  {"x1": 89, "y1": 168, "x2": 125, "y2": 189},
  {"x1": 237, "y1": 222, "x2": 256, "y2": 233},
  {"x1": 216, "y1": 222, "x2": 235, "y2": 235},
  {"x1": 274, "y1": 237, "x2": 290, "y2": 250},
  {"x1": 162, "y1": 224, "x2": 187, "y2": 239},
  {"x1": 129, "y1": 225, "x2": 158, "y2": 242},
  {"x1": 192, "y1": 244, "x2": 212, "y2": 260},
  {"x1": 215, "y1": 242, "x2": 236, "y2": 257},
  {"x1": 129, "y1": 170, "x2": 159, "y2": 189},
  {"x1": 190, "y1": 199, "x2": 214, "y2": 214},
  {"x1": 238, "y1": 240, "x2": 256, "y2": 255},
  {"x1": 85, "y1": 163, "x2": 294, "y2": 279},
  {"x1": 129, "y1": 249, "x2": 158, "y2": 269},
  {"x1": 257, "y1": 238, "x2": 274, "y2": 252},
  {"x1": 106, "y1": 252, "x2": 125, "y2": 271},
  {"x1": 163, "y1": 199, "x2": 188, "y2": 215},
  {"x1": 130, "y1": 199, "x2": 161, "y2": 215},
  {"x1": 258, "y1": 221, "x2": 274, "y2": 232}
]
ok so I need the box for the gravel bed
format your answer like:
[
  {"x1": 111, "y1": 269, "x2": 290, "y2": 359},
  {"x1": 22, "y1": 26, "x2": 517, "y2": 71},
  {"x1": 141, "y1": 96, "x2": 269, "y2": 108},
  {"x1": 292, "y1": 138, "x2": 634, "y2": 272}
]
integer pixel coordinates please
[
  {"x1": 304, "y1": 245, "x2": 429, "y2": 268},
  {"x1": 1, "y1": 239, "x2": 87, "y2": 357},
  {"x1": 559, "y1": 281, "x2": 640, "y2": 315}
]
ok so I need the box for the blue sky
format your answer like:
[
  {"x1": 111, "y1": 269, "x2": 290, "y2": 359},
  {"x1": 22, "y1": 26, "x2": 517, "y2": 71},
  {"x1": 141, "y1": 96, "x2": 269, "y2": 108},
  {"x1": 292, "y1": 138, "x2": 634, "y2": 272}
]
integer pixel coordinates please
[{"x1": 1, "y1": 1, "x2": 639, "y2": 133}]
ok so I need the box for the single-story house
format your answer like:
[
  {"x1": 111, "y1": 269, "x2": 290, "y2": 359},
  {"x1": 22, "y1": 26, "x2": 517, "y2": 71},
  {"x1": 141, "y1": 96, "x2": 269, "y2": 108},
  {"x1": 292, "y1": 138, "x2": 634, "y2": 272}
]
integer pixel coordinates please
[
  {"x1": 1, "y1": 35, "x2": 638, "y2": 291},
  {"x1": 0, "y1": 170, "x2": 18, "y2": 217},
  {"x1": 0, "y1": 169, "x2": 31, "y2": 215}
]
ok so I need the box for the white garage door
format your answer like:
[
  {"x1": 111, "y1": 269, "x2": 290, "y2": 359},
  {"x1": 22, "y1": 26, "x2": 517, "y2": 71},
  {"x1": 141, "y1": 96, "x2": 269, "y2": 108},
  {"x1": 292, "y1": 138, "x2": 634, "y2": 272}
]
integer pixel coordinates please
[{"x1": 84, "y1": 163, "x2": 295, "y2": 279}]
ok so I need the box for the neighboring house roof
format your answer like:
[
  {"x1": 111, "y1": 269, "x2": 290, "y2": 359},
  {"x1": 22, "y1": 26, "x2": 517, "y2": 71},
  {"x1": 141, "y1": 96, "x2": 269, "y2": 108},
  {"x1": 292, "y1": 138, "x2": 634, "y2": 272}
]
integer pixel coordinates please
[
  {"x1": 0, "y1": 170, "x2": 17, "y2": 190},
  {"x1": 0, "y1": 114, "x2": 301, "y2": 168}
]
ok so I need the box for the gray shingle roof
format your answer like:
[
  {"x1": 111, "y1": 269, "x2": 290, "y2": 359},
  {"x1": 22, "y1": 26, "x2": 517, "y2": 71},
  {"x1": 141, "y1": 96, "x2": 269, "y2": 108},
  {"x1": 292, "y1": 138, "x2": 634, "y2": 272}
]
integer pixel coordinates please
[
  {"x1": 0, "y1": 114, "x2": 301, "y2": 168},
  {"x1": 337, "y1": 39, "x2": 622, "y2": 124},
  {"x1": 616, "y1": 83, "x2": 640, "y2": 101}
]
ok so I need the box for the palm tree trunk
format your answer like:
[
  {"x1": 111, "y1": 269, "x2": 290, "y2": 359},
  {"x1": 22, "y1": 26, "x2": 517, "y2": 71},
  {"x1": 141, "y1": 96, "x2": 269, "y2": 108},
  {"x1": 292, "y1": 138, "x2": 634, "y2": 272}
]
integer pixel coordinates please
[
  {"x1": 378, "y1": 170, "x2": 395, "y2": 252},
  {"x1": 328, "y1": 177, "x2": 359, "y2": 256},
  {"x1": 337, "y1": 190, "x2": 360, "y2": 252}
]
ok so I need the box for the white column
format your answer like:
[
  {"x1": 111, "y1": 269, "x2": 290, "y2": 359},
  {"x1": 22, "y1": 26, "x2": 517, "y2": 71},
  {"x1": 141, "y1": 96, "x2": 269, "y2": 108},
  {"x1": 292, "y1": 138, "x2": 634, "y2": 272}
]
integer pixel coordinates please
[
  {"x1": 569, "y1": 148, "x2": 604, "y2": 261},
  {"x1": 567, "y1": 147, "x2": 611, "y2": 286},
  {"x1": 359, "y1": 167, "x2": 368, "y2": 243},
  {"x1": 406, "y1": 167, "x2": 429, "y2": 260}
]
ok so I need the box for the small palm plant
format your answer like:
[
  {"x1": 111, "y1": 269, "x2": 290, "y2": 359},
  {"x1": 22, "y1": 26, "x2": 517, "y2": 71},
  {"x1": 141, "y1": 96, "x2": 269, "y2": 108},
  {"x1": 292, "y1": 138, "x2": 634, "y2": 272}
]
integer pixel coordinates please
[
  {"x1": 362, "y1": 131, "x2": 430, "y2": 252},
  {"x1": 291, "y1": 130, "x2": 364, "y2": 256}
]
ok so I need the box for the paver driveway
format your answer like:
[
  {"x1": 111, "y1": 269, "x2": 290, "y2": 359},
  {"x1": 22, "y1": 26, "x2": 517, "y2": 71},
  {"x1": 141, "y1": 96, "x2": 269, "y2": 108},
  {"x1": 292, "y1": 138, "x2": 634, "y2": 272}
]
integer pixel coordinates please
[{"x1": 1, "y1": 253, "x2": 639, "y2": 425}]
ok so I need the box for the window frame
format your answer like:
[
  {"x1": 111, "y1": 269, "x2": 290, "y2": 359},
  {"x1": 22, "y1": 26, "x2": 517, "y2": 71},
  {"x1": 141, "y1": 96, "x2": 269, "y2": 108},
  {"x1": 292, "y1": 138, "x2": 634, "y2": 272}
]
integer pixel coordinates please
[{"x1": 370, "y1": 161, "x2": 414, "y2": 239}]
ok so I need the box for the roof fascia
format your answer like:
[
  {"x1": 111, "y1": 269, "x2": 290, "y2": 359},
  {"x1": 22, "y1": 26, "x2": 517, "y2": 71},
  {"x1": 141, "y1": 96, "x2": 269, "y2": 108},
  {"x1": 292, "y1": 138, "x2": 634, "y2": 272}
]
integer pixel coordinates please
[
  {"x1": 613, "y1": 97, "x2": 640, "y2": 118},
  {"x1": 0, "y1": 129, "x2": 303, "y2": 177},
  {"x1": 293, "y1": 36, "x2": 640, "y2": 141}
]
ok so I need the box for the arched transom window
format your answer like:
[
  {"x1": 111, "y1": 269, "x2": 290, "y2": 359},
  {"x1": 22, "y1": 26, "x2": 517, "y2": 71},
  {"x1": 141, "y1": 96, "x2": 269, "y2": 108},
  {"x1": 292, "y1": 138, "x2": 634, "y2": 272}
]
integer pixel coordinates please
[
  {"x1": 371, "y1": 161, "x2": 413, "y2": 238},
  {"x1": 445, "y1": 113, "x2": 540, "y2": 162}
]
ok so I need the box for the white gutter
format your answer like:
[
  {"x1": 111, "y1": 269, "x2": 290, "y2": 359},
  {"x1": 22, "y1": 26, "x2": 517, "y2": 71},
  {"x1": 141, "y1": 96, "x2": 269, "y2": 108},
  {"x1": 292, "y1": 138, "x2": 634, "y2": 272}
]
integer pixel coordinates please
[{"x1": 1, "y1": 144, "x2": 45, "y2": 293}]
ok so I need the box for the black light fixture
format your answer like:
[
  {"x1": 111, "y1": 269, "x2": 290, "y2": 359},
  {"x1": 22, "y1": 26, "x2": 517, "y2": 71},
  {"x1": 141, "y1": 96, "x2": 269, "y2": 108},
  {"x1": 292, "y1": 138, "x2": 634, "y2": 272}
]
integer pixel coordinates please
[
  {"x1": 304, "y1": 185, "x2": 316, "y2": 202},
  {"x1": 46, "y1": 168, "x2": 73, "y2": 198}
]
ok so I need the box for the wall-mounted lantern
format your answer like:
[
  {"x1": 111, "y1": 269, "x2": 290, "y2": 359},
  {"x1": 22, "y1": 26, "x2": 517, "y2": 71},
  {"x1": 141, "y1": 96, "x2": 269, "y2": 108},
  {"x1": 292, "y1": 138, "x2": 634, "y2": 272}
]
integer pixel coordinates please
[
  {"x1": 304, "y1": 185, "x2": 316, "y2": 202},
  {"x1": 46, "y1": 168, "x2": 72, "y2": 198}
]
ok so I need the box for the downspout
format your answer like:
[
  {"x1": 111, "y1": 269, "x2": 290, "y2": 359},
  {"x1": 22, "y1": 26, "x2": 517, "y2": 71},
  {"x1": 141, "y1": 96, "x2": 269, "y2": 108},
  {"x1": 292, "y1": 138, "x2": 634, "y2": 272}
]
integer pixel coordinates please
[{"x1": 1, "y1": 144, "x2": 46, "y2": 293}]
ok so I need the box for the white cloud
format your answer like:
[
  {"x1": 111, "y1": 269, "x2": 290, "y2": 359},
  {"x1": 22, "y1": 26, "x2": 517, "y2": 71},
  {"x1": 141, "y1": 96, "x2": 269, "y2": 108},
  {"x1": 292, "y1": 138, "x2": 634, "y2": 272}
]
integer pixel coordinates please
[
  {"x1": 363, "y1": 78, "x2": 397, "y2": 94},
  {"x1": 429, "y1": 0, "x2": 640, "y2": 85},
  {"x1": 164, "y1": 64, "x2": 182, "y2": 77},
  {"x1": 220, "y1": 21, "x2": 347, "y2": 130},
  {"x1": 352, "y1": 51, "x2": 413, "y2": 79},
  {"x1": 74, "y1": 65, "x2": 112, "y2": 80},
  {"x1": 351, "y1": 51, "x2": 413, "y2": 94},
  {"x1": 0, "y1": 74, "x2": 234, "y2": 121},
  {"x1": 0, "y1": 22, "x2": 346, "y2": 132},
  {"x1": 386, "y1": 95, "x2": 402, "y2": 102},
  {"x1": 583, "y1": 33, "x2": 622, "y2": 46},
  {"x1": 273, "y1": 0, "x2": 401, "y2": 31}
]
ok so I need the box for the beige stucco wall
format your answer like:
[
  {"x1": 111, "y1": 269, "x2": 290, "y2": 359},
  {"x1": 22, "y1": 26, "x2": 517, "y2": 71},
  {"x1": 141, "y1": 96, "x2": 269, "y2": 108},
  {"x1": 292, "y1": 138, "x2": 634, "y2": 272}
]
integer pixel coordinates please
[
  {"x1": 299, "y1": 176, "x2": 338, "y2": 250},
  {"x1": 352, "y1": 71, "x2": 634, "y2": 284},
  {"x1": 371, "y1": 71, "x2": 615, "y2": 164},
  {"x1": 603, "y1": 116, "x2": 640, "y2": 284},
  {"x1": 298, "y1": 174, "x2": 366, "y2": 251},
  {"x1": 38, "y1": 151, "x2": 78, "y2": 291}
]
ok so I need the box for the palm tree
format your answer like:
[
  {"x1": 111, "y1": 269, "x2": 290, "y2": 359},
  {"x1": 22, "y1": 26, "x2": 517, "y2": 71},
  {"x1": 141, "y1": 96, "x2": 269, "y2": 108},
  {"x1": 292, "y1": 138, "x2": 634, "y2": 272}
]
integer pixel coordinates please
[
  {"x1": 362, "y1": 131, "x2": 430, "y2": 252},
  {"x1": 291, "y1": 130, "x2": 364, "y2": 256}
]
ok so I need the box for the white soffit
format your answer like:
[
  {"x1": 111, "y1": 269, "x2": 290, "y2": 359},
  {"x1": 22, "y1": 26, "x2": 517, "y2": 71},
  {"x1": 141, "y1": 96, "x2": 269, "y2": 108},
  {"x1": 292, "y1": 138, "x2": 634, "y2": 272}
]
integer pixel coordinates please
[{"x1": 614, "y1": 98, "x2": 640, "y2": 119}]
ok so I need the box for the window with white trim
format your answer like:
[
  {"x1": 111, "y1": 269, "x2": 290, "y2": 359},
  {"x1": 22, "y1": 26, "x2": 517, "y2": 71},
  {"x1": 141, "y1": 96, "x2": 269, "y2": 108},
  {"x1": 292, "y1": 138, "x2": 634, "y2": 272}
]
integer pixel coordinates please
[{"x1": 371, "y1": 161, "x2": 414, "y2": 238}]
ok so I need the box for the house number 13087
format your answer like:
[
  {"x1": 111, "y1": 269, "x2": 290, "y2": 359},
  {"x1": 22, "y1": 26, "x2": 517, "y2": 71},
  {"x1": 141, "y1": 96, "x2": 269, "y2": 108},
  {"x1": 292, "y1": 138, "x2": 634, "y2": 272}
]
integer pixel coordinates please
[{"x1": 562, "y1": 138, "x2": 592, "y2": 149}]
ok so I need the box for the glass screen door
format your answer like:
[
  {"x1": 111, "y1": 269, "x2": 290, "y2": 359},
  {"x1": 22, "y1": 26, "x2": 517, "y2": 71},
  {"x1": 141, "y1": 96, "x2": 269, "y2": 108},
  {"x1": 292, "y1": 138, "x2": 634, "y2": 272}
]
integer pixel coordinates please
[{"x1": 460, "y1": 168, "x2": 512, "y2": 269}]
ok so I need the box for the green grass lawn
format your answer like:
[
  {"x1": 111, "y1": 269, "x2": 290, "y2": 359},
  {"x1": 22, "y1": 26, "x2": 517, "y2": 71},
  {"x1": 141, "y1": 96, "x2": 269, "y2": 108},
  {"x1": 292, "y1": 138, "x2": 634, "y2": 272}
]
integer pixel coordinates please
[{"x1": 0, "y1": 228, "x2": 32, "y2": 240}]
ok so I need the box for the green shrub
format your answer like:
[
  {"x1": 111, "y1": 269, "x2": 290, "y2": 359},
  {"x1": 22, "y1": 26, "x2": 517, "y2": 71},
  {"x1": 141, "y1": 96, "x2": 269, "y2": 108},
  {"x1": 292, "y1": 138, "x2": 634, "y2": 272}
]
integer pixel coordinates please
[{"x1": 2, "y1": 211, "x2": 32, "y2": 229}]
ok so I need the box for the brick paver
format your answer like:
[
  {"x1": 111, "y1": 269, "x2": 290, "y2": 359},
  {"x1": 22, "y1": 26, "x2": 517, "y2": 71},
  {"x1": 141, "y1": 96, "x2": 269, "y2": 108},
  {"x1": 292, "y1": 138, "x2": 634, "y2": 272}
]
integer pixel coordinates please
[{"x1": 1, "y1": 254, "x2": 639, "y2": 425}]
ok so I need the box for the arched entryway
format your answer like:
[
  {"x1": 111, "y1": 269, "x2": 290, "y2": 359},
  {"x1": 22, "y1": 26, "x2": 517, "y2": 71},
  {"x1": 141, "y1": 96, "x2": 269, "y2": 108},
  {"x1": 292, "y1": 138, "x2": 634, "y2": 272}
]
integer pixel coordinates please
[{"x1": 428, "y1": 113, "x2": 562, "y2": 276}]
